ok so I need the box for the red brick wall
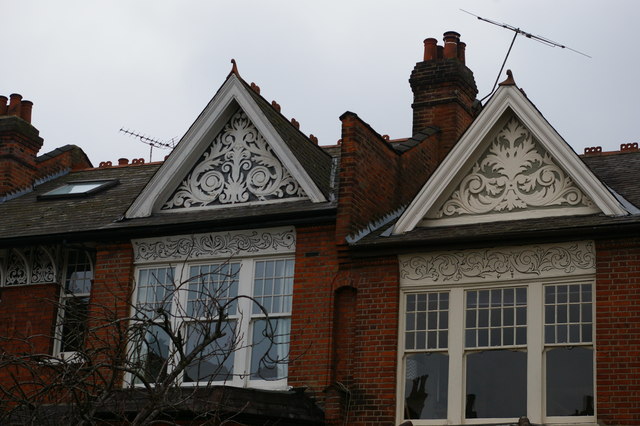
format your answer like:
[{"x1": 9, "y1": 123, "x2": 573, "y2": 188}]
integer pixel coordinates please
[
  {"x1": 290, "y1": 225, "x2": 338, "y2": 392},
  {"x1": 0, "y1": 116, "x2": 43, "y2": 196},
  {"x1": 596, "y1": 238, "x2": 640, "y2": 425},
  {"x1": 86, "y1": 242, "x2": 135, "y2": 382}
]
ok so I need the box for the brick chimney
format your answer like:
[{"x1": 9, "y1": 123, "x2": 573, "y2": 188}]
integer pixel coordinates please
[
  {"x1": 0, "y1": 94, "x2": 44, "y2": 196},
  {"x1": 409, "y1": 32, "x2": 479, "y2": 161}
]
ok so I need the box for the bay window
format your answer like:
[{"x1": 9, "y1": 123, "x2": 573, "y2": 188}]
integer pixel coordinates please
[
  {"x1": 129, "y1": 227, "x2": 296, "y2": 390},
  {"x1": 398, "y1": 241, "x2": 596, "y2": 425}
]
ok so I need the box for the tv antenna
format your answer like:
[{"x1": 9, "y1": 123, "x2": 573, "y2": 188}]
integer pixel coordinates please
[
  {"x1": 461, "y1": 9, "x2": 591, "y2": 102},
  {"x1": 119, "y1": 128, "x2": 177, "y2": 162}
]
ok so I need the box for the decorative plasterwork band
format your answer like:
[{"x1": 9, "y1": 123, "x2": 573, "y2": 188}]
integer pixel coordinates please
[
  {"x1": 132, "y1": 227, "x2": 296, "y2": 264},
  {"x1": 433, "y1": 117, "x2": 595, "y2": 219},
  {"x1": 399, "y1": 241, "x2": 595, "y2": 287},
  {"x1": 2, "y1": 246, "x2": 59, "y2": 286},
  {"x1": 163, "y1": 109, "x2": 306, "y2": 209}
]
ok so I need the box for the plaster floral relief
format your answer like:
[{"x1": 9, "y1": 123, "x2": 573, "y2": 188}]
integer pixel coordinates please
[
  {"x1": 163, "y1": 109, "x2": 306, "y2": 209},
  {"x1": 400, "y1": 241, "x2": 595, "y2": 284},
  {"x1": 133, "y1": 228, "x2": 296, "y2": 263},
  {"x1": 4, "y1": 246, "x2": 57, "y2": 286},
  {"x1": 435, "y1": 116, "x2": 594, "y2": 218}
]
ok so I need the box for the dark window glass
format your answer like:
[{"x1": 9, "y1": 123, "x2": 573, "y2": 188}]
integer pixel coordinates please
[
  {"x1": 546, "y1": 347, "x2": 594, "y2": 416},
  {"x1": 404, "y1": 353, "x2": 448, "y2": 420},
  {"x1": 466, "y1": 350, "x2": 527, "y2": 418}
]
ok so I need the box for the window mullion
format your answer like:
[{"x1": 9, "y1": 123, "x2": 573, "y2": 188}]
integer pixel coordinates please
[
  {"x1": 528, "y1": 282, "x2": 543, "y2": 424},
  {"x1": 448, "y1": 288, "x2": 464, "y2": 425},
  {"x1": 172, "y1": 264, "x2": 189, "y2": 385},
  {"x1": 235, "y1": 260, "x2": 253, "y2": 385}
]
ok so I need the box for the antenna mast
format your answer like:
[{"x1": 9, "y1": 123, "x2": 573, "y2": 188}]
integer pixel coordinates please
[
  {"x1": 119, "y1": 128, "x2": 177, "y2": 162},
  {"x1": 461, "y1": 9, "x2": 591, "y2": 101}
]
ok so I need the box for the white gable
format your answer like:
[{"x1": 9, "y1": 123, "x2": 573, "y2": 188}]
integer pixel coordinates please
[
  {"x1": 393, "y1": 85, "x2": 629, "y2": 234},
  {"x1": 162, "y1": 108, "x2": 306, "y2": 209},
  {"x1": 126, "y1": 74, "x2": 326, "y2": 219}
]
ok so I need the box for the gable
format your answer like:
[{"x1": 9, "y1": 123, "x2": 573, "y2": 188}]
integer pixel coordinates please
[
  {"x1": 423, "y1": 113, "x2": 598, "y2": 226},
  {"x1": 126, "y1": 74, "x2": 330, "y2": 219},
  {"x1": 163, "y1": 108, "x2": 306, "y2": 209},
  {"x1": 394, "y1": 85, "x2": 630, "y2": 234}
]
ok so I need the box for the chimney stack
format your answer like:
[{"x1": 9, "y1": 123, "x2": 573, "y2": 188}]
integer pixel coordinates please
[
  {"x1": 0, "y1": 94, "x2": 44, "y2": 196},
  {"x1": 409, "y1": 32, "x2": 479, "y2": 162}
]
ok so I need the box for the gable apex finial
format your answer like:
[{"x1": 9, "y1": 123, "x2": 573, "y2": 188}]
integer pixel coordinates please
[
  {"x1": 229, "y1": 59, "x2": 240, "y2": 77},
  {"x1": 499, "y1": 69, "x2": 516, "y2": 86}
]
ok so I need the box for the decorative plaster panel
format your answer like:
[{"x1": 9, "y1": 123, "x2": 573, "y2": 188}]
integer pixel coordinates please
[
  {"x1": 4, "y1": 246, "x2": 58, "y2": 286},
  {"x1": 400, "y1": 241, "x2": 595, "y2": 286},
  {"x1": 433, "y1": 116, "x2": 594, "y2": 218},
  {"x1": 133, "y1": 227, "x2": 296, "y2": 264},
  {"x1": 163, "y1": 109, "x2": 306, "y2": 209}
]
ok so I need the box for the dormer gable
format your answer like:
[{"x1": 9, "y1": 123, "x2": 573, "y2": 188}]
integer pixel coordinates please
[
  {"x1": 393, "y1": 82, "x2": 631, "y2": 234},
  {"x1": 126, "y1": 73, "x2": 330, "y2": 219}
]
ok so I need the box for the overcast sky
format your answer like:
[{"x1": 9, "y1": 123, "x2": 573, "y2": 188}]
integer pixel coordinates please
[{"x1": 3, "y1": 1, "x2": 639, "y2": 165}]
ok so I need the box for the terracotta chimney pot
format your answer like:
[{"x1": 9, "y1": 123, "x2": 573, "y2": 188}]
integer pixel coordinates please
[
  {"x1": 118, "y1": 158, "x2": 129, "y2": 165},
  {"x1": 423, "y1": 38, "x2": 438, "y2": 61},
  {"x1": 20, "y1": 100, "x2": 33, "y2": 123},
  {"x1": 8, "y1": 94, "x2": 22, "y2": 117},
  {"x1": 0, "y1": 96, "x2": 7, "y2": 115},
  {"x1": 443, "y1": 31, "x2": 460, "y2": 59},
  {"x1": 457, "y1": 41, "x2": 466, "y2": 64}
]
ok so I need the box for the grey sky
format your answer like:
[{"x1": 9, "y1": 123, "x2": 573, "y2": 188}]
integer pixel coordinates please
[{"x1": 3, "y1": 0, "x2": 639, "y2": 165}]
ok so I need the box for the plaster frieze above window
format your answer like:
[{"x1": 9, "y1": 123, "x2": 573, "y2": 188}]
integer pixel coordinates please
[
  {"x1": 399, "y1": 240, "x2": 595, "y2": 286},
  {"x1": 433, "y1": 117, "x2": 594, "y2": 219},
  {"x1": 132, "y1": 227, "x2": 296, "y2": 264},
  {"x1": 163, "y1": 109, "x2": 306, "y2": 210}
]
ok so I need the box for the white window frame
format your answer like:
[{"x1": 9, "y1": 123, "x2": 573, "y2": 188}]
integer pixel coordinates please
[
  {"x1": 53, "y1": 249, "x2": 94, "y2": 361},
  {"x1": 397, "y1": 242, "x2": 597, "y2": 425},
  {"x1": 129, "y1": 255, "x2": 293, "y2": 390}
]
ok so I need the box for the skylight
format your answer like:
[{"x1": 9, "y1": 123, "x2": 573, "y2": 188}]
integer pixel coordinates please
[{"x1": 39, "y1": 180, "x2": 119, "y2": 199}]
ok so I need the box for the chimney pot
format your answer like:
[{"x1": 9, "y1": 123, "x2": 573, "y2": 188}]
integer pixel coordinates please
[
  {"x1": 118, "y1": 158, "x2": 129, "y2": 165},
  {"x1": 8, "y1": 94, "x2": 22, "y2": 117},
  {"x1": 0, "y1": 96, "x2": 7, "y2": 115},
  {"x1": 423, "y1": 38, "x2": 438, "y2": 61},
  {"x1": 443, "y1": 31, "x2": 460, "y2": 59},
  {"x1": 457, "y1": 41, "x2": 466, "y2": 64},
  {"x1": 20, "y1": 100, "x2": 33, "y2": 123}
]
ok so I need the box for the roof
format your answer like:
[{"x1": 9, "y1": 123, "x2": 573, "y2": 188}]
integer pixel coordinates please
[
  {"x1": 0, "y1": 163, "x2": 337, "y2": 246},
  {"x1": 582, "y1": 151, "x2": 640, "y2": 207}
]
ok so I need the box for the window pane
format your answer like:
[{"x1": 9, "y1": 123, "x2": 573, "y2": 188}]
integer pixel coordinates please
[
  {"x1": 250, "y1": 318, "x2": 290, "y2": 380},
  {"x1": 405, "y1": 292, "x2": 449, "y2": 351},
  {"x1": 65, "y1": 250, "x2": 93, "y2": 295},
  {"x1": 60, "y1": 296, "x2": 89, "y2": 353},
  {"x1": 253, "y1": 259, "x2": 294, "y2": 315},
  {"x1": 136, "y1": 267, "x2": 175, "y2": 314},
  {"x1": 546, "y1": 347, "x2": 594, "y2": 416},
  {"x1": 466, "y1": 288, "x2": 526, "y2": 348},
  {"x1": 545, "y1": 283, "x2": 593, "y2": 344},
  {"x1": 131, "y1": 324, "x2": 170, "y2": 384},
  {"x1": 404, "y1": 353, "x2": 448, "y2": 420},
  {"x1": 466, "y1": 350, "x2": 527, "y2": 419},
  {"x1": 183, "y1": 321, "x2": 236, "y2": 383},
  {"x1": 188, "y1": 263, "x2": 240, "y2": 317}
]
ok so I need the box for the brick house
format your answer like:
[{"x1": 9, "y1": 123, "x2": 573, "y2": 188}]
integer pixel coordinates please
[{"x1": 1, "y1": 32, "x2": 639, "y2": 425}]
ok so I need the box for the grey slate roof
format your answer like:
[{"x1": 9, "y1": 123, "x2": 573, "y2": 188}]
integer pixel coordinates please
[
  {"x1": 0, "y1": 163, "x2": 336, "y2": 245},
  {"x1": 241, "y1": 79, "x2": 334, "y2": 200}
]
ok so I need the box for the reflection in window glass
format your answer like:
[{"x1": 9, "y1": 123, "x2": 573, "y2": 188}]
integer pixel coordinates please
[
  {"x1": 133, "y1": 324, "x2": 170, "y2": 384},
  {"x1": 466, "y1": 350, "x2": 527, "y2": 419},
  {"x1": 188, "y1": 263, "x2": 240, "y2": 317},
  {"x1": 546, "y1": 347, "x2": 594, "y2": 416},
  {"x1": 183, "y1": 321, "x2": 236, "y2": 383},
  {"x1": 250, "y1": 318, "x2": 290, "y2": 380},
  {"x1": 404, "y1": 353, "x2": 448, "y2": 420}
]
